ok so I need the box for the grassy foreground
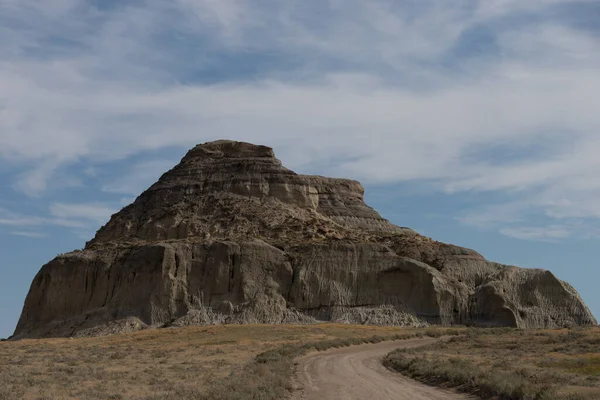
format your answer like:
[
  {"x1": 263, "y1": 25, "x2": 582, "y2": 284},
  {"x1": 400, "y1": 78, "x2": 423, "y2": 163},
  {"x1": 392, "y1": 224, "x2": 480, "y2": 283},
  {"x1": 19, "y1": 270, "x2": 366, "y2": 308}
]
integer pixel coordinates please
[
  {"x1": 0, "y1": 324, "x2": 459, "y2": 399},
  {"x1": 384, "y1": 327, "x2": 600, "y2": 400}
]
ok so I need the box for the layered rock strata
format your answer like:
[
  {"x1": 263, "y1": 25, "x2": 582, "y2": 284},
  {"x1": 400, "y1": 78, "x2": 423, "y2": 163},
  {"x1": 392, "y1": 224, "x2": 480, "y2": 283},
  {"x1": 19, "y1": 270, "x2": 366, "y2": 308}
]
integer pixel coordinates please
[{"x1": 13, "y1": 140, "x2": 597, "y2": 338}]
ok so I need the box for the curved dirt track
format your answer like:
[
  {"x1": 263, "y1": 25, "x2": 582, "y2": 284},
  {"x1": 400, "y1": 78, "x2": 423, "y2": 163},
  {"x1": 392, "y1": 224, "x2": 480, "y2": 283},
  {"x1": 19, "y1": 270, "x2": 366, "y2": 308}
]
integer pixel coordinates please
[{"x1": 292, "y1": 338, "x2": 477, "y2": 400}]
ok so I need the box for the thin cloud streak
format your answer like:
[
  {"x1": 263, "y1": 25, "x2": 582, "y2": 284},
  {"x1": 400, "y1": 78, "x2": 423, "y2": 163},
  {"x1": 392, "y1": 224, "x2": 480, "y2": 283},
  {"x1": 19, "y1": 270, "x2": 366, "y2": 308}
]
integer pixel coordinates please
[
  {"x1": 9, "y1": 231, "x2": 47, "y2": 239},
  {"x1": 499, "y1": 226, "x2": 573, "y2": 242},
  {"x1": 0, "y1": 203, "x2": 119, "y2": 233}
]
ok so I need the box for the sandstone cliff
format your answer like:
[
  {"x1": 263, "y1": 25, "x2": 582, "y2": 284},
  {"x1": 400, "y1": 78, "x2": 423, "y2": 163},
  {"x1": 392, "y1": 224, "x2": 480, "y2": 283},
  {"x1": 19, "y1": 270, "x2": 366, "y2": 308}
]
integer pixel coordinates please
[{"x1": 13, "y1": 140, "x2": 597, "y2": 338}]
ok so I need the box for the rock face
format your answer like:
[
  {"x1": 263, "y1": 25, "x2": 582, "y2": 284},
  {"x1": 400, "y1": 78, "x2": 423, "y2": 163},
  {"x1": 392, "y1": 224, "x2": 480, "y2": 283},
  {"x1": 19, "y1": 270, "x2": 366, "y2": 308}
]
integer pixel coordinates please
[{"x1": 13, "y1": 140, "x2": 597, "y2": 338}]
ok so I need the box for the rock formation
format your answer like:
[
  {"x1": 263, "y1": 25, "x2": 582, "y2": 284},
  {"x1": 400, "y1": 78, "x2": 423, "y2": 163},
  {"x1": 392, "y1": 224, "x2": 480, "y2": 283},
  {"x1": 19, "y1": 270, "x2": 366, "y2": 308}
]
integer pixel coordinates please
[{"x1": 13, "y1": 140, "x2": 597, "y2": 339}]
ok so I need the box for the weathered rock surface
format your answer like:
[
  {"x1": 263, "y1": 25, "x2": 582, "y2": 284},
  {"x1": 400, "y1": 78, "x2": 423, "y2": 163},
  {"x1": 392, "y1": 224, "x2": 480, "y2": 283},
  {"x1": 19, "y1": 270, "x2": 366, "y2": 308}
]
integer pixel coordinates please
[{"x1": 13, "y1": 140, "x2": 597, "y2": 339}]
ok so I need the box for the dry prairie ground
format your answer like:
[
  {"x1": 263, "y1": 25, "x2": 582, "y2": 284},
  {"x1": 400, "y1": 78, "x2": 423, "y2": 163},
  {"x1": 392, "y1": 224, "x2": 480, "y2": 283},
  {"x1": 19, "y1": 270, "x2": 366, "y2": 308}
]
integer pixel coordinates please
[
  {"x1": 0, "y1": 324, "x2": 452, "y2": 400},
  {"x1": 4, "y1": 325, "x2": 598, "y2": 400},
  {"x1": 385, "y1": 327, "x2": 600, "y2": 400}
]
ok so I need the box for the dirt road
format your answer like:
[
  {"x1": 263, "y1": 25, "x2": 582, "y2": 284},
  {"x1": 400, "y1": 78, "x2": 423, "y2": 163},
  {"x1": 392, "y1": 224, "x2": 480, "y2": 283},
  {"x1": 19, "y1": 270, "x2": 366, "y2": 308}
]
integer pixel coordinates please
[{"x1": 292, "y1": 338, "x2": 476, "y2": 400}]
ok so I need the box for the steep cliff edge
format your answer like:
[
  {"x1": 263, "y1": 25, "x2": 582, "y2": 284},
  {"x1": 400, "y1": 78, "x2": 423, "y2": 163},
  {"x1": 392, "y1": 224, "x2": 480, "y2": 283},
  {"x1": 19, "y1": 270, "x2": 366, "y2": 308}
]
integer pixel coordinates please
[{"x1": 13, "y1": 140, "x2": 597, "y2": 339}]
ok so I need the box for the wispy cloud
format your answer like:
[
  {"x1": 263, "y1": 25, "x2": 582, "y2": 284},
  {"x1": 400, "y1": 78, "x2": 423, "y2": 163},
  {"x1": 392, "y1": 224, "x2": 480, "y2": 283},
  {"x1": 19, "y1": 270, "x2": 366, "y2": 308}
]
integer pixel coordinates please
[
  {"x1": 0, "y1": 0, "x2": 599, "y2": 240},
  {"x1": 457, "y1": 202, "x2": 528, "y2": 230},
  {"x1": 499, "y1": 226, "x2": 573, "y2": 242},
  {"x1": 0, "y1": 203, "x2": 118, "y2": 235},
  {"x1": 49, "y1": 203, "x2": 117, "y2": 224},
  {"x1": 9, "y1": 231, "x2": 47, "y2": 239},
  {"x1": 0, "y1": 216, "x2": 46, "y2": 227}
]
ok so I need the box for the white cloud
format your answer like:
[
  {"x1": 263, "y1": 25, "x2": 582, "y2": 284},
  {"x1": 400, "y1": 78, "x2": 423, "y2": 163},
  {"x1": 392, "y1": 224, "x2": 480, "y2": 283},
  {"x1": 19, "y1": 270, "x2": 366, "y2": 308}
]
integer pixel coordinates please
[
  {"x1": 499, "y1": 225, "x2": 573, "y2": 242},
  {"x1": 1, "y1": 0, "x2": 599, "y2": 240},
  {"x1": 176, "y1": 0, "x2": 247, "y2": 40},
  {"x1": 10, "y1": 231, "x2": 47, "y2": 238},
  {"x1": 475, "y1": 0, "x2": 588, "y2": 19},
  {"x1": 0, "y1": 216, "x2": 46, "y2": 227},
  {"x1": 0, "y1": 203, "x2": 118, "y2": 234},
  {"x1": 0, "y1": 207, "x2": 45, "y2": 227},
  {"x1": 457, "y1": 202, "x2": 529, "y2": 229},
  {"x1": 49, "y1": 203, "x2": 118, "y2": 224}
]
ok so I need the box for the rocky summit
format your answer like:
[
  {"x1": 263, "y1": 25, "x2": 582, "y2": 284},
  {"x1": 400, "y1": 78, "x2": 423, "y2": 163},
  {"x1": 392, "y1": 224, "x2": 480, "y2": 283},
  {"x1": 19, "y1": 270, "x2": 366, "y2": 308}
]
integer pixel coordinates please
[{"x1": 13, "y1": 140, "x2": 597, "y2": 339}]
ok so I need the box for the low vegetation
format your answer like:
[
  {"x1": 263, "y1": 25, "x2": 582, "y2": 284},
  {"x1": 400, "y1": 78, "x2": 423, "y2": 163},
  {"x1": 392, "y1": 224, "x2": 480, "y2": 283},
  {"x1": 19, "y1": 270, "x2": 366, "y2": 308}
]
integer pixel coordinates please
[
  {"x1": 0, "y1": 324, "x2": 460, "y2": 399},
  {"x1": 384, "y1": 327, "x2": 600, "y2": 400},
  {"x1": 6, "y1": 324, "x2": 597, "y2": 400},
  {"x1": 198, "y1": 327, "x2": 462, "y2": 400}
]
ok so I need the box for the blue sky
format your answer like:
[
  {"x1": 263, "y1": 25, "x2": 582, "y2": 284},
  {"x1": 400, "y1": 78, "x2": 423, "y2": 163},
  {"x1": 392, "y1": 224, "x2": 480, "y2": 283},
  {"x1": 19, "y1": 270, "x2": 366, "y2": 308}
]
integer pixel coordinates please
[{"x1": 1, "y1": 0, "x2": 599, "y2": 338}]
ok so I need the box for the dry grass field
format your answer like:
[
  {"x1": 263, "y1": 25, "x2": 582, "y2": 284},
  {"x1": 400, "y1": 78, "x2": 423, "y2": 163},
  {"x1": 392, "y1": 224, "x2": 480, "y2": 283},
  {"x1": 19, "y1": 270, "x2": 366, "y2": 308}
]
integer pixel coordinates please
[
  {"x1": 3, "y1": 325, "x2": 599, "y2": 400},
  {"x1": 385, "y1": 327, "x2": 600, "y2": 400},
  {"x1": 0, "y1": 324, "x2": 440, "y2": 400}
]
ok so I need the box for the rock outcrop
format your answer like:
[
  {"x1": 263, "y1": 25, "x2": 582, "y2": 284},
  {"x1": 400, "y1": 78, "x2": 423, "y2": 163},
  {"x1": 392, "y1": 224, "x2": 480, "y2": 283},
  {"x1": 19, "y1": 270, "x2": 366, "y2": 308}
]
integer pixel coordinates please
[{"x1": 13, "y1": 140, "x2": 597, "y2": 339}]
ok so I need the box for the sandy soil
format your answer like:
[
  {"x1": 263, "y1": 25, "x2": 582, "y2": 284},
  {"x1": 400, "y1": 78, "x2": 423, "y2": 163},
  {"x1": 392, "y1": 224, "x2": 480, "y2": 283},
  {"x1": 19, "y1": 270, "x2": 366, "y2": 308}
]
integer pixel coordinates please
[{"x1": 292, "y1": 338, "x2": 476, "y2": 400}]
